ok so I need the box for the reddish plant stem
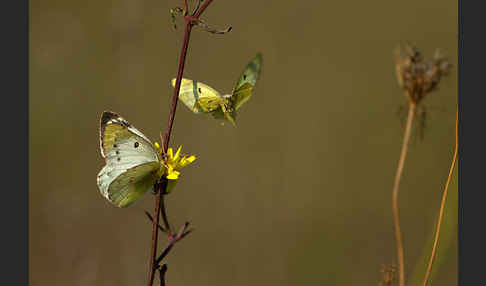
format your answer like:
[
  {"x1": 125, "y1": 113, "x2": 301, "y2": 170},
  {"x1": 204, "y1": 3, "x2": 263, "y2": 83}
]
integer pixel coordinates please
[
  {"x1": 147, "y1": 184, "x2": 163, "y2": 286},
  {"x1": 159, "y1": 189, "x2": 171, "y2": 231},
  {"x1": 162, "y1": 22, "x2": 193, "y2": 153},
  {"x1": 159, "y1": 264, "x2": 168, "y2": 286},
  {"x1": 194, "y1": 0, "x2": 213, "y2": 18},
  {"x1": 146, "y1": 1, "x2": 214, "y2": 285},
  {"x1": 162, "y1": 1, "x2": 212, "y2": 153}
]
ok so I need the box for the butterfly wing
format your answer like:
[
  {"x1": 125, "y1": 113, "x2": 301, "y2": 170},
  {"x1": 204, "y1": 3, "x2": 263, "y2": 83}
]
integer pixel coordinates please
[
  {"x1": 98, "y1": 162, "x2": 161, "y2": 207},
  {"x1": 197, "y1": 96, "x2": 224, "y2": 113},
  {"x1": 231, "y1": 53, "x2": 262, "y2": 111},
  {"x1": 172, "y1": 78, "x2": 223, "y2": 114},
  {"x1": 97, "y1": 111, "x2": 162, "y2": 207}
]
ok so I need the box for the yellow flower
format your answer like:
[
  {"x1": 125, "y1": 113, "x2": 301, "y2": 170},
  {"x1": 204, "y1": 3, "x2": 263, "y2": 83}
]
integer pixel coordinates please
[{"x1": 164, "y1": 145, "x2": 196, "y2": 180}]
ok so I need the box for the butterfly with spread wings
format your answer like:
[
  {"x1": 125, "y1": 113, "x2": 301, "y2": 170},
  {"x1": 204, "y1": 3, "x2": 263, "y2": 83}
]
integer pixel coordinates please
[{"x1": 172, "y1": 53, "x2": 262, "y2": 125}]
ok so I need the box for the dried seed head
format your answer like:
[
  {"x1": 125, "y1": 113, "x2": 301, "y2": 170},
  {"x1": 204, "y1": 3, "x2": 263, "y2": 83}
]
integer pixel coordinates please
[{"x1": 395, "y1": 44, "x2": 451, "y2": 105}]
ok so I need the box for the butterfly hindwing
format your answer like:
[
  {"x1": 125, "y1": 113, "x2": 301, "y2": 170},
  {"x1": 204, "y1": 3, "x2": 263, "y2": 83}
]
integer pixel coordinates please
[
  {"x1": 197, "y1": 96, "x2": 224, "y2": 113},
  {"x1": 99, "y1": 161, "x2": 160, "y2": 208},
  {"x1": 97, "y1": 111, "x2": 162, "y2": 208}
]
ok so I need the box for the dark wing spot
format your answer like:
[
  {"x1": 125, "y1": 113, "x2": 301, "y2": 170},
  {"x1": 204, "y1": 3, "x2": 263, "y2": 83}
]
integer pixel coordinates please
[
  {"x1": 243, "y1": 74, "x2": 247, "y2": 80},
  {"x1": 116, "y1": 150, "x2": 120, "y2": 155},
  {"x1": 134, "y1": 142, "x2": 139, "y2": 148},
  {"x1": 198, "y1": 88, "x2": 202, "y2": 93},
  {"x1": 117, "y1": 158, "x2": 121, "y2": 162},
  {"x1": 114, "y1": 144, "x2": 118, "y2": 148}
]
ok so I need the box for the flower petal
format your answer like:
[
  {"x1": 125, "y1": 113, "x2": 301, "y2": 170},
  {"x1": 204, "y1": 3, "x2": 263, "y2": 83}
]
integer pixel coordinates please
[
  {"x1": 167, "y1": 147, "x2": 173, "y2": 159},
  {"x1": 174, "y1": 145, "x2": 182, "y2": 161},
  {"x1": 154, "y1": 142, "x2": 162, "y2": 154},
  {"x1": 178, "y1": 155, "x2": 196, "y2": 168},
  {"x1": 186, "y1": 155, "x2": 196, "y2": 163},
  {"x1": 167, "y1": 170, "x2": 180, "y2": 180}
]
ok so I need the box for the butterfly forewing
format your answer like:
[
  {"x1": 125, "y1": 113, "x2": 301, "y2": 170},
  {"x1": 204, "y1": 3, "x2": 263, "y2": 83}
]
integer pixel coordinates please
[
  {"x1": 231, "y1": 53, "x2": 262, "y2": 111},
  {"x1": 172, "y1": 78, "x2": 223, "y2": 114}
]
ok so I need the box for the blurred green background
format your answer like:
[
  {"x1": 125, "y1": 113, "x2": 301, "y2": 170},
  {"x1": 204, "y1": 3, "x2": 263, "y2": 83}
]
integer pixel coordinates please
[{"x1": 30, "y1": 0, "x2": 457, "y2": 285}]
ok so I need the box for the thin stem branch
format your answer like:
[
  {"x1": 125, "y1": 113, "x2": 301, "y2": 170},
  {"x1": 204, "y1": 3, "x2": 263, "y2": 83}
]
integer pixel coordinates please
[
  {"x1": 392, "y1": 100, "x2": 416, "y2": 286},
  {"x1": 191, "y1": 0, "x2": 203, "y2": 16},
  {"x1": 145, "y1": 211, "x2": 167, "y2": 233},
  {"x1": 160, "y1": 191, "x2": 171, "y2": 232},
  {"x1": 194, "y1": 0, "x2": 213, "y2": 18},
  {"x1": 146, "y1": 1, "x2": 215, "y2": 285},
  {"x1": 422, "y1": 109, "x2": 458, "y2": 286},
  {"x1": 147, "y1": 184, "x2": 163, "y2": 286},
  {"x1": 161, "y1": 1, "x2": 212, "y2": 153},
  {"x1": 159, "y1": 264, "x2": 168, "y2": 286},
  {"x1": 163, "y1": 23, "x2": 193, "y2": 153},
  {"x1": 155, "y1": 223, "x2": 192, "y2": 266}
]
